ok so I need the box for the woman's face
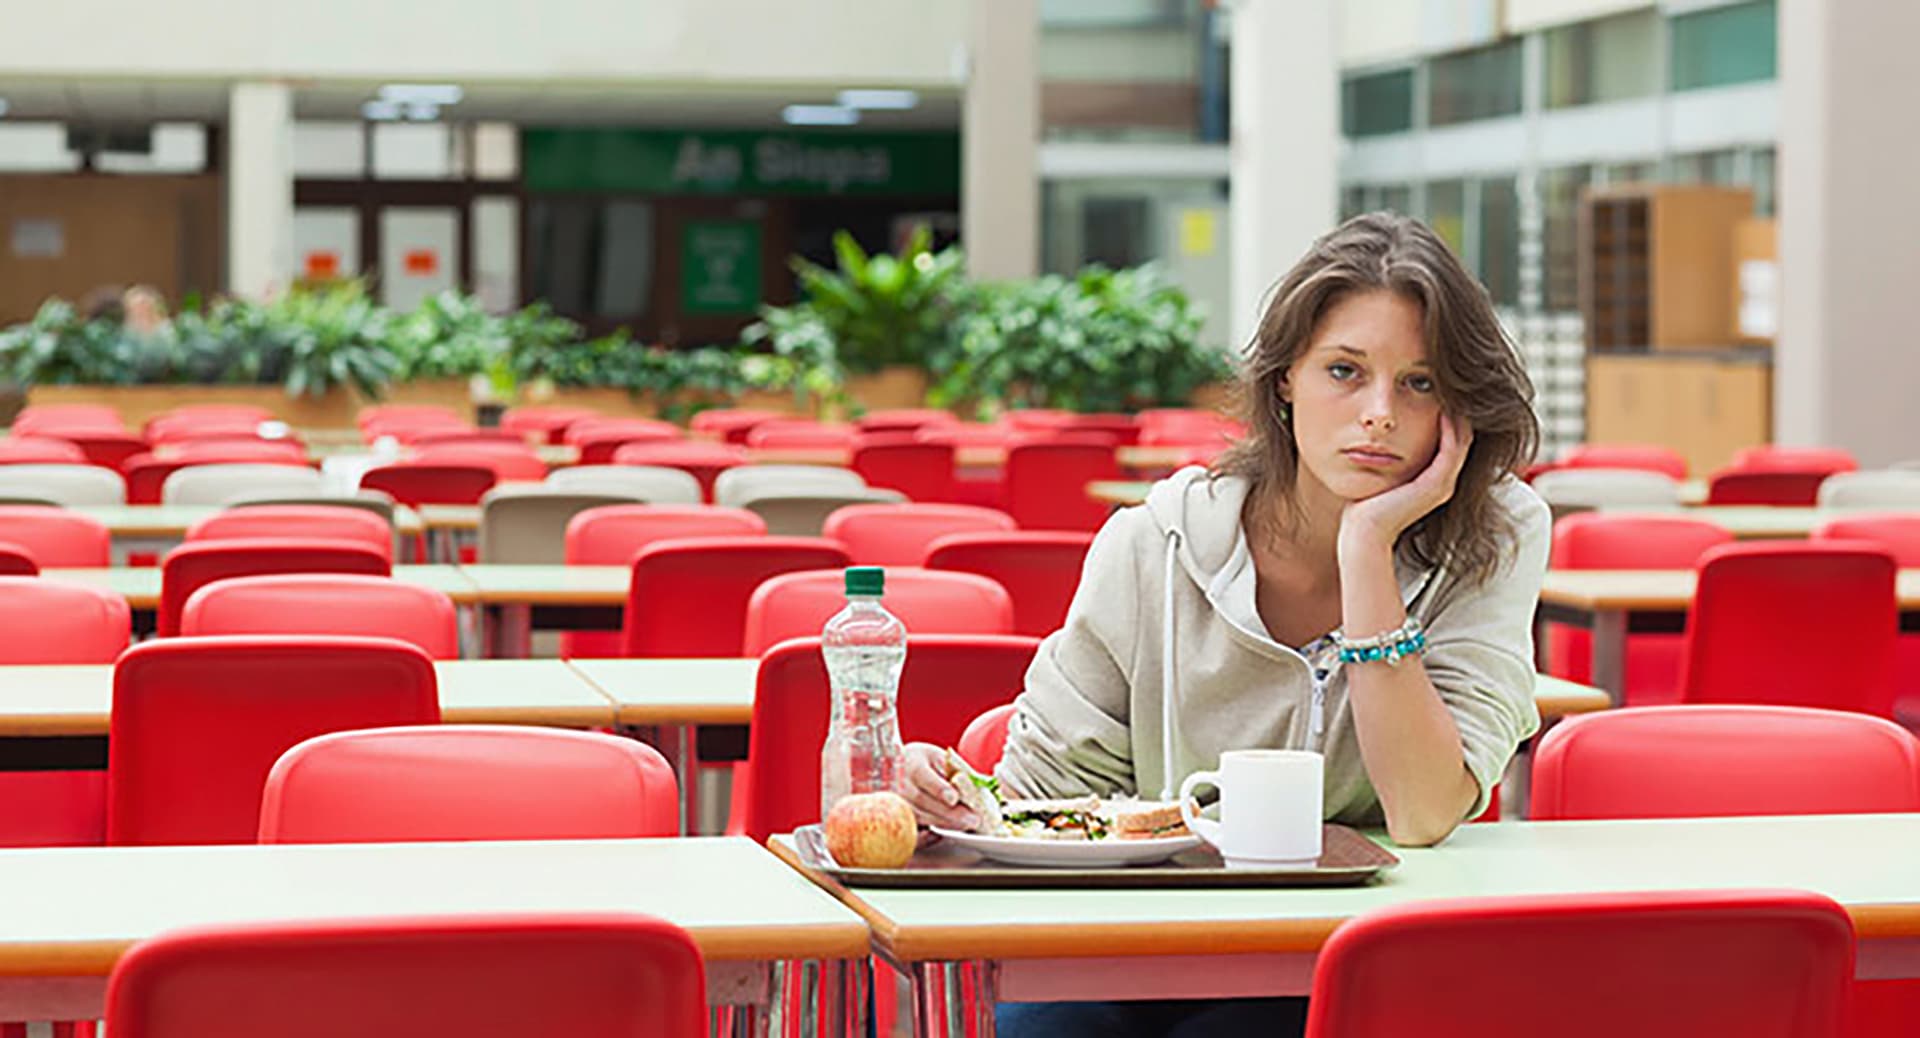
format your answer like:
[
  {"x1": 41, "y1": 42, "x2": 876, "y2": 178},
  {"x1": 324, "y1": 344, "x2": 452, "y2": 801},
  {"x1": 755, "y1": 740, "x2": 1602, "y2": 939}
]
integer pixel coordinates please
[{"x1": 1280, "y1": 289, "x2": 1444, "y2": 503}]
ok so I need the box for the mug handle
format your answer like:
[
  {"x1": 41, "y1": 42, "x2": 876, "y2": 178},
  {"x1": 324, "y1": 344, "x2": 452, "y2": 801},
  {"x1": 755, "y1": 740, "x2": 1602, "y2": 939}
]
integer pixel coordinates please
[{"x1": 1177, "y1": 770, "x2": 1223, "y2": 847}]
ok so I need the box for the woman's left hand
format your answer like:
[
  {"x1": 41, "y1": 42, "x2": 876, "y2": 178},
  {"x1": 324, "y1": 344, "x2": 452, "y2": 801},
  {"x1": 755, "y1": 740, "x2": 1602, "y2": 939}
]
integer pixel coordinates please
[{"x1": 1340, "y1": 414, "x2": 1473, "y2": 554}]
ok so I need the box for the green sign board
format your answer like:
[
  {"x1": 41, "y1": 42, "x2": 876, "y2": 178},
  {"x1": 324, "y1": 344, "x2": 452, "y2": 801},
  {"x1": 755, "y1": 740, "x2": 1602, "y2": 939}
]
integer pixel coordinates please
[
  {"x1": 681, "y1": 220, "x2": 763, "y2": 315},
  {"x1": 521, "y1": 129, "x2": 960, "y2": 197}
]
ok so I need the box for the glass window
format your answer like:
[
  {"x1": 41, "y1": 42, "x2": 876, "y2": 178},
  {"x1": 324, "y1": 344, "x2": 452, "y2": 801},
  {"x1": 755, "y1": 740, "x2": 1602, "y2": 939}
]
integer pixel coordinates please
[
  {"x1": 1427, "y1": 180, "x2": 1468, "y2": 257},
  {"x1": 1478, "y1": 176, "x2": 1520, "y2": 308},
  {"x1": 1752, "y1": 147, "x2": 1776, "y2": 217},
  {"x1": 1378, "y1": 184, "x2": 1413, "y2": 217},
  {"x1": 526, "y1": 198, "x2": 658, "y2": 321},
  {"x1": 1667, "y1": 149, "x2": 1738, "y2": 185},
  {"x1": 1543, "y1": 10, "x2": 1658, "y2": 108},
  {"x1": 1540, "y1": 164, "x2": 1593, "y2": 312},
  {"x1": 1342, "y1": 68, "x2": 1415, "y2": 138},
  {"x1": 1428, "y1": 40, "x2": 1523, "y2": 126},
  {"x1": 1670, "y1": 0, "x2": 1776, "y2": 92}
]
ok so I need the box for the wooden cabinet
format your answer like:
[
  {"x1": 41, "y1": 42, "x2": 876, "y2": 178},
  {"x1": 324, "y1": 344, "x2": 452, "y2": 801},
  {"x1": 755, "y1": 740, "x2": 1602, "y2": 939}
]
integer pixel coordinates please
[
  {"x1": 1579, "y1": 184, "x2": 1755, "y2": 352},
  {"x1": 1585, "y1": 353, "x2": 1771, "y2": 476}
]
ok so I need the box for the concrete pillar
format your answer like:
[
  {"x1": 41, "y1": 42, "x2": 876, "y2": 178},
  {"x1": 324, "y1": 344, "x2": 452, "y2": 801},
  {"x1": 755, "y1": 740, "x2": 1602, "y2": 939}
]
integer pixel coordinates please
[
  {"x1": 227, "y1": 81, "x2": 294, "y2": 300},
  {"x1": 962, "y1": 0, "x2": 1039, "y2": 280},
  {"x1": 1229, "y1": 0, "x2": 1338, "y2": 350},
  {"x1": 1776, "y1": 0, "x2": 1920, "y2": 464}
]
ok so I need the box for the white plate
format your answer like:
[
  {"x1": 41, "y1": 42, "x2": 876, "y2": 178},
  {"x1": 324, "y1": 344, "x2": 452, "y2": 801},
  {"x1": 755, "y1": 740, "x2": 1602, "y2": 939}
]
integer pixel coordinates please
[{"x1": 929, "y1": 827, "x2": 1203, "y2": 868}]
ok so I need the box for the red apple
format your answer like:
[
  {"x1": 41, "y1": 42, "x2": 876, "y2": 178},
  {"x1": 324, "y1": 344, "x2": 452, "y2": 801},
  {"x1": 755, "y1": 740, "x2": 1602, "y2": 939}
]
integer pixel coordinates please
[{"x1": 823, "y1": 791, "x2": 918, "y2": 869}]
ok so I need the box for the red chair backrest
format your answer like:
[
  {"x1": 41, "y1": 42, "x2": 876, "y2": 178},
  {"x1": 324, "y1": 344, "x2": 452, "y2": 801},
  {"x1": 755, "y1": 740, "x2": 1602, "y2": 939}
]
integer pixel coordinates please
[
  {"x1": 358, "y1": 403, "x2": 463, "y2": 430},
  {"x1": 923, "y1": 531, "x2": 1094, "y2": 637},
  {"x1": 1546, "y1": 513, "x2": 1732, "y2": 706},
  {"x1": 915, "y1": 423, "x2": 1012, "y2": 448},
  {"x1": 851, "y1": 440, "x2": 957, "y2": 503},
  {"x1": 158, "y1": 538, "x2": 392, "y2": 637},
  {"x1": 103, "y1": 914, "x2": 708, "y2": 1038},
  {"x1": 1705, "y1": 469, "x2": 1830, "y2": 506},
  {"x1": 1001, "y1": 409, "x2": 1074, "y2": 431},
  {"x1": 1002, "y1": 441, "x2": 1120, "y2": 531},
  {"x1": 1303, "y1": 889, "x2": 1853, "y2": 1038},
  {"x1": 0, "y1": 505, "x2": 113, "y2": 567},
  {"x1": 12, "y1": 404, "x2": 123, "y2": 434},
  {"x1": 412, "y1": 445, "x2": 546, "y2": 482},
  {"x1": 259, "y1": 725, "x2": 678, "y2": 842},
  {"x1": 742, "y1": 568, "x2": 1014, "y2": 655},
  {"x1": 745, "y1": 421, "x2": 856, "y2": 449},
  {"x1": 181, "y1": 575, "x2": 459, "y2": 659},
  {"x1": 107, "y1": 635, "x2": 440, "y2": 845},
  {"x1": 1680, "y1": 541, "x2": 1897, "y2": 715},
  {"x1": 562, "y1": 504, "x2": 768, "y2": 657},
  {"x1": 0, "y1": 543, "x2": 35, "y2": 574},
  {"x1": 0, "y1": 437, "x2": 88, "y2": 465},
  {"x1": 855, "y1": 409, "x2": 958, "y2": 435},
  {"x1": 610, "y1": 442, "x2": 749, "y2": 502},
  {"x1": 122, "y1": 455, "x2": 190, "y2": 504},
  {"x1": 1561, "y1": 443, "x2": 1689, "y2": 479},
  {"x1": 563, "y1": 417, "x2": 681, "y2": 446},
  {"x1": 408, "y1": 428, "x2": 532, "y2": 448},
  {"x1": 1730, "y1": 445, "x2": 1858, "y2": 475},
  {"x1": 360, "y1": 463, "x2": 498, "y2": 506},
  {"x1": 576, "y1": 428, "x2": 681, "y2": 464},
  {"x1": 187, "y1": 505, "x2": 392, "y2": 562},
  {"x1": 1058, "y1": 413, "x2": 1140, "y2": 446},
  {"x1": 502, "y1": 405, "x2": 600, "y2": 443},
  {"x1": 48, "y1": 431, "x2": 149, "y2": 470},
  {"x1": 164, "y1": 439, "x2": 307, "y2": 463},
  {"x1": 957, "y1": 702, "x2": 1016, "y2": 772},
  {"x1": 0, "y1": 577, "x2": 129, "y2": 662},
  {"x1": 1532, "y1": 705, "x2": 1920, "y2": 820},
  {"x1": 621, "y1": 537, "x2": 851, "y2": 658},
  {"x1": 361, "y1": 415, "x2": 471, "y2": 444},
  {"x1": 823, "y1": 503, "x2": 1018, "y2": 566},
  {"x1": 689, "y1": 408, "x2": 781, "y2": 443},
  {"x1": 741, "y1": 635, "x2": 1040, "y2": 840},
  {"x1": 1813, "y1": 514, "x2": 1920, "y2": 567}
]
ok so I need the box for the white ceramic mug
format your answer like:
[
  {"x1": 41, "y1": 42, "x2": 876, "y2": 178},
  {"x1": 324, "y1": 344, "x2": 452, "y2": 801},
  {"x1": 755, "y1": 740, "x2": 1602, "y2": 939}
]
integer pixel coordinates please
[{"x1": 1178, "y1": 749, "x2": 1324, "y2": 867}]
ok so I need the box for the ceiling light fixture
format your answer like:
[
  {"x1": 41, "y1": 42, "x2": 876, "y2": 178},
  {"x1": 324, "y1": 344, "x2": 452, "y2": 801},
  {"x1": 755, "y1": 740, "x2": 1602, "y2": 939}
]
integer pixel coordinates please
[
  {"x1": 782, "y1": 104, "x2": 860, "y2": 127},
  {"x1": 361, "y1": 99, "x2": 402, "y2": 122},
  {"x1": 837, "y1": 89, "x2": 918, "y2": 110},
  {"x1": 403, "y1": 102, "x2": 441, "y2": 122},
  {"x1": 378, "y1": 83, "x2": 464, "y2": 106}
]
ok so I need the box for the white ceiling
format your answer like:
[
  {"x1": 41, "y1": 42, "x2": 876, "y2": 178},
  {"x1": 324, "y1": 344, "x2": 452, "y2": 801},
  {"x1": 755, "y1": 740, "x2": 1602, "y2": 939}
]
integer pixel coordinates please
[{"x1": 0, "y1": 78, "x2": 962, "y2": 128}]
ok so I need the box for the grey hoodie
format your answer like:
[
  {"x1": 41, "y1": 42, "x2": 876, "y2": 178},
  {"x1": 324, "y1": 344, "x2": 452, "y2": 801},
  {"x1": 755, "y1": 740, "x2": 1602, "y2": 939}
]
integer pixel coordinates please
[{"x1": 996, "y1": 465, "x2": 1550, "y2": 826}]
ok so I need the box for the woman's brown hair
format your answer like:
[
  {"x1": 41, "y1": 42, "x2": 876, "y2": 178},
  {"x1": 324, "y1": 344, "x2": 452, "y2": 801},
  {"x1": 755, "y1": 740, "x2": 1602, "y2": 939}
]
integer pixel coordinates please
[{"x1": 1216, "y1": 211, "x2": 1540, "y2": 586}]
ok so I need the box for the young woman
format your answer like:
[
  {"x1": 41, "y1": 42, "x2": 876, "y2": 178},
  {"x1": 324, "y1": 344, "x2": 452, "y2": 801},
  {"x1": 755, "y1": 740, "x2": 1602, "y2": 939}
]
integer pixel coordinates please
[{"x1": 900, "y1": 212, "x2": 1551, "y2": 1036}]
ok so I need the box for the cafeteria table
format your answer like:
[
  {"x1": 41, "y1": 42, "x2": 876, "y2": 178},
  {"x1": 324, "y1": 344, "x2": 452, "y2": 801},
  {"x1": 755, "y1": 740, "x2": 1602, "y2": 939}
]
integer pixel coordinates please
[
  {"x1": 68, "y1": 504, "x2": 426, "y2": 562},
  {"x1": 773, "y1": 812, "x2": 1920, "y2": 1038},
  {"x1": 0, "y1": 837, "x2": 869, "y2": 1033}
]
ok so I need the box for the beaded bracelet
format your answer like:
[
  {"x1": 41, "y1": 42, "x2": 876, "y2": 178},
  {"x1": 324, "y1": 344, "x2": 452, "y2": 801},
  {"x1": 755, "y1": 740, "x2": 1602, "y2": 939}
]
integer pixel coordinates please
[{"x1": 1333, "y1": 617, "x2": 1428, "y2": 665}]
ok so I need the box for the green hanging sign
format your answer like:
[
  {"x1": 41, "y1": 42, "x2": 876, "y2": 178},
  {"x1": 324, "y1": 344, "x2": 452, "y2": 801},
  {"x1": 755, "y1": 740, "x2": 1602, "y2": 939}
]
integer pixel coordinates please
[
  {"x1": 521, "y1": 129, "x2": 960, "y2": 196},
  {"x1": 680, "y1": 220, "x2": 763, "y2": 315}
]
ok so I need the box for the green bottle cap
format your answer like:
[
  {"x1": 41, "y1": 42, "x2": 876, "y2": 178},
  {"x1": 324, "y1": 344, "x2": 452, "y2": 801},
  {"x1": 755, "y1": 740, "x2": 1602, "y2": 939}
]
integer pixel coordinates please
[{"x1": 844, "y1": 566, "x2": 885, "y2": 597}]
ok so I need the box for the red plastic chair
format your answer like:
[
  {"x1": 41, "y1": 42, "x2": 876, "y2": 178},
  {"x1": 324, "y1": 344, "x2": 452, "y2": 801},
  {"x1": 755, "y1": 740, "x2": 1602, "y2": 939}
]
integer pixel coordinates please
[
  {"x1": 358, "y1": 403, "x2": 463, "y2": 430},
  {"x1": 855, "y1": 409, "x2": 958, "y2": 435},
  {"x1": 103, "y1": 914, "x2": 707, "y2": 1038},
  {"x1": 500, "y1": 405, "x2": 599, "y2": 444},
  {"x1": 690, "y1": 408, "x2": 782, "y2": 444},
  {"x1": 736, "y1": 635, "x2": 1039, "y2": 840},
  {"x1": 408, "y1": 428, "x2": 532, "y2": 448},
  {"x1": 412, "y1": 445, "x2": 547, "y2": 483},
  {"x1": 956, "y1": 702, "x2": 1015, "y2": 772},
  {"x1": 1532, "y1": 705, "x2": 1920, "y2": 820},
  {"x1": 259, "y1": 726, "x2": 679, "y2": 842},
  {"x1": 1303, "y1": 889, "x2": 1853, "y2": 1038},
  {"x1": 360, "y1": 463, "x2": 498, "y2": 506},
  {"x1": 1731, "y1": 445, "x2": 1858, "y2": 474},
  {"x1": 745, "y1": 420, "x2": 856, "y2": 449},
  {"x1": 163, "y1": 437, "x2": 307, "y2": 461},
  {"x1": 0, "y1": 543, "x2": 35, "y2": 574},
  {"x1": 149, "y1": 403, "x2": 273, "y2": 427},
  {"x1": 1705, "y1": 469, "x2": 1832, "y2": 505},
  {"x1": 575, "y1": 427, "x2": 681, "y2": 464},
  {"x1": 0, "y1": 579, "x2": 127, "y2": 848},
  {"x1": 0, "y1": 437, "x2": 87, "y2": 464},
  {"x1": 181, "y1": 575, "x2": 459, "y2": 659},
  {"x1": 923, "y1": 531, "x2": 1094, "y2": 637},
  {"x1": 915, "y1": 422, "x2": 1012, "y2": 449},
  {"x1": 124, "y1": 455, "x2": 309, "y2": 505},
  {"x1": 157, "y1": 538, "x2": 391, "y2": 637},
  {"x1": 562, "y1": 504, "x2": 768, "y2": 656},
  {"x1": 361, "y1": 414, "x2": 471, "y2": 445},
  {"x1": 1560, "y1": 443, "x2": 1689, "y2": 479},
  {"x1": 0, "y1": 505, "x2": 112, "y2": 566},
  {"x1": 1000, "y1": 409, "x2": 1075, "y2": 432},
  {"x1": 187, "y1": 505, "x2": 392, "y2": 563},
  {"x1": 1547, "y1": 513, "x2": 1732, "y2": 707},
  {"x1": 46, "y1": 431, "x2": 148, "y2": 470},
  {"x1": 621, "y1": 537, "x2": 850, "y2": 658},
  {"x1": 822, "y1": 503, "x2": 1018, "y2": 566},
  {"x1": 1057, "y1": 413, "x2": 1141, "y2": 446},
  {"x1": 1002, "y1": 441, "x2": 1120, "y2": 531},
  {"x1": 107, "y1": 635, "x2": 440, "y2": 845},
  {"x1": 611, "y1": 441, "x2": 750, "y2": 502},
  {"x1": 1680, "y1": 541, "x2": 1897, "y2": 716},
  {"x1": 563, "y1": 417, "x2": 681, "y2": 446},
  {"x1": 12, "y1": 404, "x2": 123, "y2": 434},
  {"x1": 1815, "y1": 516, "x2": 1920, "y2": 724},
  {"x1": 851, "y1": 438, "x2": 957, "y2": 503},
  {"x1": 743, "y1": 568, "x2": 1014, "y2": 655}
]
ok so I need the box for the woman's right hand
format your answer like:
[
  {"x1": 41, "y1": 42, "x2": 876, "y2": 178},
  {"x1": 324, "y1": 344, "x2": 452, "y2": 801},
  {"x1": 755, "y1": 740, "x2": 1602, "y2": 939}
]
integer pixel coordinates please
[{"x1": 901, "y1": 742, "x2": 981, "y2": 831}]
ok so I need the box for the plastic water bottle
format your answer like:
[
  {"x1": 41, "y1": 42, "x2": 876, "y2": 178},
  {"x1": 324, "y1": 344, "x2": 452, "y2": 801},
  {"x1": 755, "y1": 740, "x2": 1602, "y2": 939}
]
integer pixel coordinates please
[{"x1": 819, "y1": 566, "x2": 907, "y2": 818}]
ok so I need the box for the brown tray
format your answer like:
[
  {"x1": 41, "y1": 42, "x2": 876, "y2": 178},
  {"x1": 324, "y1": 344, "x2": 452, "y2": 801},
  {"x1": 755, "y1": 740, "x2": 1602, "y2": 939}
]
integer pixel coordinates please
[{"x1": 792, "y1": 824, "x2": 1397, "y2": 888}]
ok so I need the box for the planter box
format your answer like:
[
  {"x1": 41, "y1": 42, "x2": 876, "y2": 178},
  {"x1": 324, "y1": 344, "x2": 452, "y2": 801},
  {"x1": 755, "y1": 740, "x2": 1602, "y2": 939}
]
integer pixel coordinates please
[
  {"x1": 844, "y1": 366, "x2": 929, "y2": 412},
  {"x1": 25, "y1": 383, "x2": 362, "y2": 430}
]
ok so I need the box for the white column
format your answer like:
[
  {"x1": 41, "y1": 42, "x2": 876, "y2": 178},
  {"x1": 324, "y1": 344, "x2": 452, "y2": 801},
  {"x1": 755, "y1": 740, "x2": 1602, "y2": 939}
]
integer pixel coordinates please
[
  {"x1": 1229, "y1": 0, "x2": 1338, "y2": 350},
  {"x1": 226, "y1": 81, "x2": 295, "y2": 300},
  {"x1": 962, "y1": 0, "x2": 1039, "y2": 280},
  {"x1": 1776, "y1": 0, "x2": 1920, "y2": 465}
]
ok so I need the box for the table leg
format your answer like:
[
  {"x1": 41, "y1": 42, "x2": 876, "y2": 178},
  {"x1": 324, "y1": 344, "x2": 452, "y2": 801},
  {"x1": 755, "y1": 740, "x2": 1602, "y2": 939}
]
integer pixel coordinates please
[
  {"x1": 910, "y1": 962, "x2": 945, "y2": 1038},
  {"x1": 909, "y1": 961, "x2": 991, "y2": 1038},
  {"x1": 1590, "y1": 608, "x2": 1627, "y2": 705},
  {"x1": 674, "y1": 725, "x2": 698, "y2": 836},
  {"x1": 485, "y1": 604, "x2": 532, "y2": 659}
]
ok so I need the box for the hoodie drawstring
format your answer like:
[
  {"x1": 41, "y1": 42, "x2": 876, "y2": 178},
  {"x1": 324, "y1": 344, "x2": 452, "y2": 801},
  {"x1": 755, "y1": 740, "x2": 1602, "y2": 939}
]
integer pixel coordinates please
[{"x1": 1160, "y1": 528, "x2": 1182, "y2": 800}]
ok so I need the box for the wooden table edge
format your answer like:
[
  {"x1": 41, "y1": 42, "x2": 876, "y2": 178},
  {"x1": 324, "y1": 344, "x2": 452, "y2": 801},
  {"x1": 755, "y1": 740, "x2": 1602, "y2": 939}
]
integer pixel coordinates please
[
  {"x1": 439, "y1": 706, "x2": 617, "y2": 728},
  {"x1": 468, "y1": 590, "x2": 628, "y2": 606},
  {"x1": 0, "y1": 715, "x2": 107, "y2": 737},
  {"x1": 613, "y1": 705, "x2": 754, "y2": 726},
  {"x1": 1535, "y1": 694, "x2": 1610, "y2": 718}
]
